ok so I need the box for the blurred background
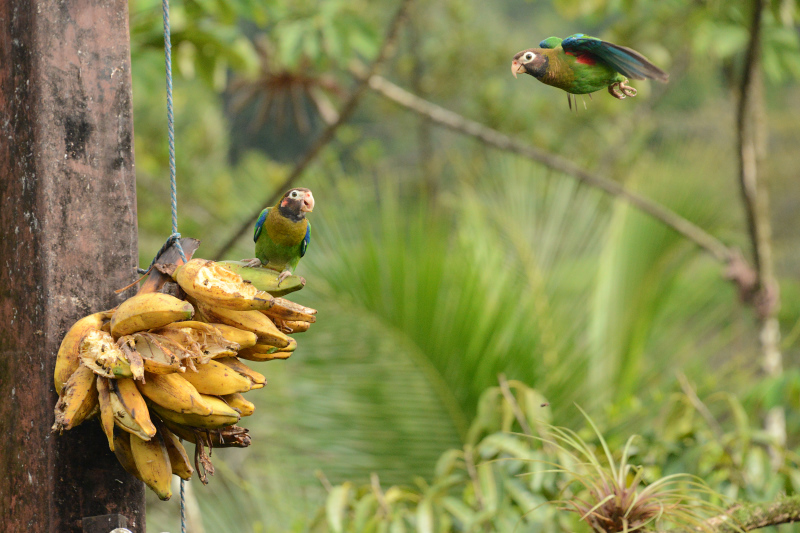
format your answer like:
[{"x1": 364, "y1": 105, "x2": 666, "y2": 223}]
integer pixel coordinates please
[{"x1": 128, "y1": 0, "x2": 800, "y2": 531}]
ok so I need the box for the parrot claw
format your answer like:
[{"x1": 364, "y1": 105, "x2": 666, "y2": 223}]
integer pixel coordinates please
[
  {"x1": 241, "y1": 258, "x2": 264, "y2": 268},
  {"x1": 608, "y1": 80, "x2": 637, "y2": 100},
  {"x1": 276, "y1": 270, "x2": 292, "y2": 287}
]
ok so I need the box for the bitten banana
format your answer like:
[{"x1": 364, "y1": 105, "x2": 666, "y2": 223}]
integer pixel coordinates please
[
  {"x1": 79, "y1": 330, "x2": 135, "y2": 379},
  {"x1": 173, "y1": 258, "x2": 275, "y2": 311},
  {"x1": 109, "y1": 377, "x2": 157, "y2": 440},
  {"x1": 152, "y1": 321, "x2": 239, "y2": 362},
  {"x1": 129, "y1": 332, "x2": 183, "y2": 374},
  {"x1": 136, "y1": 371, "x2": 213, "y2": 415},
  {"x1": 260, "y1": 297, "x2": 317, "y2": 323},
  {"x1": 196, "y1": 300, "x2": 290, "y2": 348},
  {"x1": 218, "y1": 260, "x2": 305, "y2": 297},
  {"x1": 130, "y1": 432, "x2": 172, "y2": 500},
  {"x1": 110, "y1": 292, "x2": 194, "y2": 338},
  {"x1": 180, "y1": 359, "x2": 252, "y2": 395},
  {"x1": 54, "y1": 311, "x2": 109, "y2": 395},
  {"x1": 52, "y1": 364, "x2": 99, "y2": 433}
]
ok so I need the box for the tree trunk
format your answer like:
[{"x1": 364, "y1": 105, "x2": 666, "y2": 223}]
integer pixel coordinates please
[{"x1": 0, "y1": 1, "x2": 145, "y2": 531}]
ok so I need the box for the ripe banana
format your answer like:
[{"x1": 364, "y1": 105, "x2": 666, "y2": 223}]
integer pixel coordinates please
[
  {"x1": 52, "y1": 364, "x2": 98, "y2": 433},
  {"x1": 113, "y1": 430, "x2": 140, "y2": 479},
  {"x1": 79, "y1": 329, "x2": 135, "y2": 379},
  {"x1": 96, "y1": 376, "x2": 116, "y2": 451},
  {"x1": 277, "y1": 320, "x2": 311, "y2": 334},
  {"x1": 54, "y1": 311, "x2": 109, "y2": 395},
  {"x1": 218, "y1": 260, "x2": 305, "y2": 297},
  {"x1": 129, "y1": 332, "x2": 183, "y2": 374},
  {"x1": 216, "y1": 356, "x2": 266, "y2": 389},
  {"x1": 196, "y1": 300, "x2": 290, "y2": 348},
  {"x1": 152, "y1": 321, "x2": 239, "y2": 363},
  {"x1": 180, "y1": 359, "x2": 252, "y2": 395},
  {"x1": 220, "y1": 392, "x2": 255, "y2": 417},
  {"x1": 136, "y1": 371, "x2": 212, "y2": 415},
  {"x1": 109, "y1": 377, "x2": 157, "y2": 440},
  {"x1": 158, "y1": 423, "x2": 193, "y2": 480},
  {"x1": 209, "y1": 323, "x2": 258, "y2": 349},
  {"x1": 260, "y1": 297, "x2": 317, "y2": 323},
  {"x1": 110, "y1": 292, "x2": 194, "y2": 338},
  {"x1": 149, "y1": 393, "x2": 240, "y2": 429},
  {"x1": 237, "y1": 346, "x2": 292, "y2": 361},
  {"x1": 130, "y1": 432, "x2": 172, "y2": 501},
  {"x1": 173, "y1": 258, "x2": 275, "y2": 311}
]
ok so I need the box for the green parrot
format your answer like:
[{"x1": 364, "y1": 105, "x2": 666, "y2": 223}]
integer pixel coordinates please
[
  {"x1": 511, "y1": 34, "x2": 668, "y2": 108},
  {"x1": 242, "y1": 188, "x2": 314, "y2": 285}
]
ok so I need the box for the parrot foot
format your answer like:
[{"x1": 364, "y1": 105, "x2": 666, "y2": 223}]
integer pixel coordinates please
[
  {"x1": 608, "y1": 80, "x2": 637, "y2": 100},
  {"x1": 276, "y1": 270, "x2": 292, "y2": 287},
  {"x1": 241, "y1": 258, "x2": 264, "y2": 268}
]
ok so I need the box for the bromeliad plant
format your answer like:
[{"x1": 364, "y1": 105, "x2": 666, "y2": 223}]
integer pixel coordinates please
[{"x1": 531, "y1": 407, "x2": 742, "y2": 533}]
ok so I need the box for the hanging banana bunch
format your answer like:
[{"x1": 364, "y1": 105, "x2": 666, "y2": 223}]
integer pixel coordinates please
[{"x1": 51, "y1": 258, "x2": 316, "y2": 500}]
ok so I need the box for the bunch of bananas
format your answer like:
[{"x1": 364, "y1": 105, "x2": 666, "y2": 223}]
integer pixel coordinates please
[{"x1": 51, "y1": 258, "x2": 316, "y2": 500}]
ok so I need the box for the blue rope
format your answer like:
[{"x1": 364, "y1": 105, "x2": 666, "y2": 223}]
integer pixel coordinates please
[{"x1": 162, "y1": 2, "x2": 188, "y2": 531}]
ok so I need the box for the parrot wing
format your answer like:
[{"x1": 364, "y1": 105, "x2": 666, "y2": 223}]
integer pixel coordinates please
[
  {"x1": 539, "y1": 36, "x2": 563, "y2": 49},
  {"x1": 561, "y1": 34, "x2": 668, "y2": 82},
  {"x1": 254, "y1": 207, "x2": 270, "y2": 243},
  {"x1": 300, "y1": 222, "x2": 310, "y2": 258}
]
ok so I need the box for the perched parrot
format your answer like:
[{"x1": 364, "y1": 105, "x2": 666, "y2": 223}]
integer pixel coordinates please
[
  {"x1": 242, "y1": 188, "x2": 314, "y2": 285},
  {"x1": 511, "y1": 34, "x2": 668, "y2": 109}
]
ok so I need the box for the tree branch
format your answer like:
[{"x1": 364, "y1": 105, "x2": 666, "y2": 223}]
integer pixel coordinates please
[
  {"x1": 360, "y1": 72, "x2": 734, "y2": 265},
  {"x1": 212, "y1": 0, "x2": 413, "y2": 260},
  {"x1": 662, "y1": 495, "x2": 800, "y2": 532}
]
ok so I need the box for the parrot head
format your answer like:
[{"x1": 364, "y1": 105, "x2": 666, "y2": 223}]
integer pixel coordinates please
[
  {"x1": 511, "y1": 49, "x2": 548, "y2": 79},
  {"x1": 278, "y1": 188, "x2": 315, "y2": 220}
]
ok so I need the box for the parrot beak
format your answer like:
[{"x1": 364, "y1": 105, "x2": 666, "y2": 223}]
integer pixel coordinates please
[
  {"x1": 301, "y1": 191, "x2": 315, "y2": 213},
  {"x1": 511, "y1": 60, "x2": 525, "y2": 78}
]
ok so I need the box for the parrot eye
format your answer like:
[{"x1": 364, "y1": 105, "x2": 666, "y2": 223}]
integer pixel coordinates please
[
  {"x1": 523, "y1": 52, "x2": 535, "y2": 62},
  {"x1": 289, "y1": 191, "x2": 299, "y2": 198}
]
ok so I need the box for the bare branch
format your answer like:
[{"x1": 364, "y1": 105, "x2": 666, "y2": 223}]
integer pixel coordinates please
[
  {"x1": 662, "y1": 495, "x2": 800, "y2": 532},
  {"x1": 362, "y1": 72, "x2": 734, "y2": 264},
  {"x1": 212, "y1": 0, "x2": 413, "y2": 260}
]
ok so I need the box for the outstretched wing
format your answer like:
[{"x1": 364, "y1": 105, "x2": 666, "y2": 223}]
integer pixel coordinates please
[
  {"x1": 253, "y1": 207, "x2": 270, "y2": 242},
  {"x1": 561, "y1": 34, "x2": 668, "y2": 82},
  {"x1": 539, "y1": 36, "x2": 563, "y2": 49},
  {"x1": 300, "y1": 222, "x2": 310, "y2": 258}
]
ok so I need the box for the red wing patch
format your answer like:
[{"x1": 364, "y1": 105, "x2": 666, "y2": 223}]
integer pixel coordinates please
[{"x1": 576, "y1": 54, "x2": 596, "y2": 65}]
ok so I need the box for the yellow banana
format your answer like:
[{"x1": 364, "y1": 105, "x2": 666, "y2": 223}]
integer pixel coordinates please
[
  {"x1": 52, "y1": 364, "x2": 98, "y2": 433},
  {"x1": 260, "y1": 297, "x2": 317, "y2": 323},
  {"x1": 136, "y1": 371, "x2": 212, "y2": 416},
  {"x1": 220, "y1": 392, "x2": 255, "y2": 417},
  {"x1": 149, "y1": 393, "x2": 240, "y2": 429},
  {"x1": 113, "y1": 430, "x2": 140, "y2": 479},
  {"x1": 196, "y1": 300, "x2": 290, "y2": 348},
  {"x1": 209, "y1": 323, "x2": 258, "y2": 349},
  {"x1": 180, "y1": 359, "x2": 252, "y2": 395},
  {"x1": 110, "y1": 292, "x2": 194, "y2": 338},
  {"x1": 173, "y1": 258, "x2": 275, "y2": 311},
  {"x1": 96, "y1": 376, "x2": 116, "y2": 451},
  {"x1": 152, "y1": 321, "x2": 239, "y2": 363},
  {"x1": 79, "y1": 329, "x2": 134, "y2": 379},
  {"x1": 54, "y1": 311, "x2": 110, "y2": 395},
  {"x1": 215, "y1": 357, "x2": 266, "y2": 389},
  {"x1": 277, "y1": 320, "x2": 311, "y2": 334},
  {"x1": 217, "y1": 260, "x2": 305, "y2": 297},
  {"x1": 158, "y1": 423, "x2": 193, "y2": 480},
  {"x1": 129, "y1": 332, "x2": 183, "y2": 374},
  {"x1": 237, "y1": 346, "x2": 292, "y2": 361},
  {"x1": 130, "y1": 432, "x2": 172, "y2": 500},
  {"x1": 109, "y1": 377, "x2": 157, "y2": 440}
]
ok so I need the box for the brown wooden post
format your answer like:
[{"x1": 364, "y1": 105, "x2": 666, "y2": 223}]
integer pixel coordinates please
[{"x1": 0, "y1": 1, "x2": 145, "y2": 532}]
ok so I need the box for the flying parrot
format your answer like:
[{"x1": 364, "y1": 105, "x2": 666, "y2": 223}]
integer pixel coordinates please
[
  {"x1": 242, "y1": 188, "x2": 314, "y2": 286},
  {"x1": 511, "y1": 34, "x2": 668, "y2": 109}
]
